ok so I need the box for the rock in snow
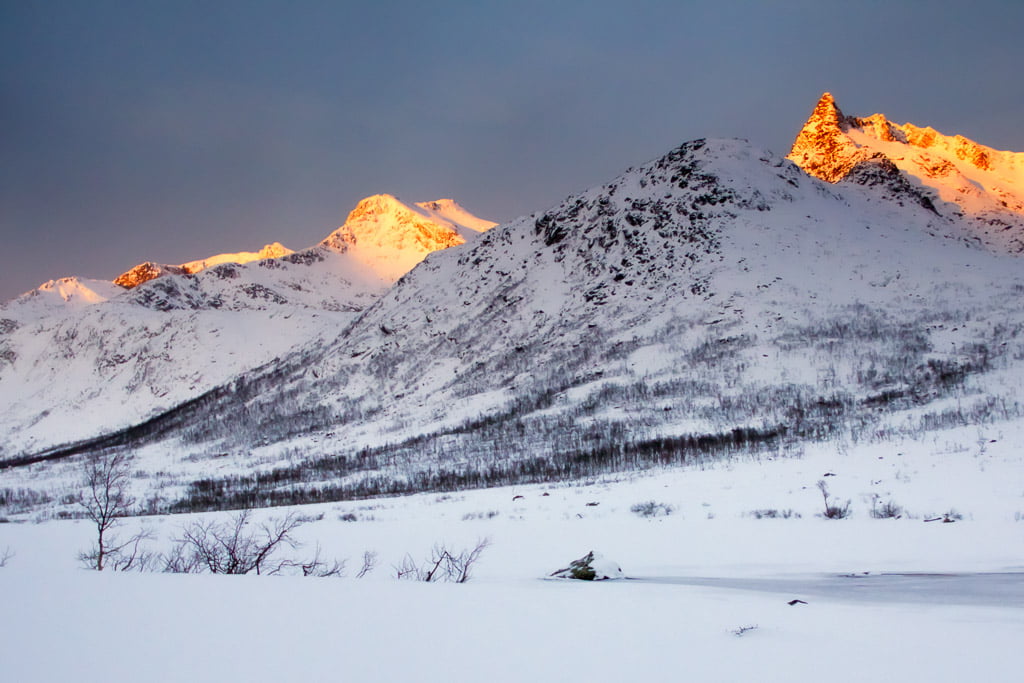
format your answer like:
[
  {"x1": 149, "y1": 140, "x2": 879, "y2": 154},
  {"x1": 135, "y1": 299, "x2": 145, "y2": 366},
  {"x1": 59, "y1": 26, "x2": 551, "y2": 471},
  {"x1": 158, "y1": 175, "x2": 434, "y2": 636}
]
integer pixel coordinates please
[{"x1": 550, "y1": 551, "x2": 625, "y2": 581}]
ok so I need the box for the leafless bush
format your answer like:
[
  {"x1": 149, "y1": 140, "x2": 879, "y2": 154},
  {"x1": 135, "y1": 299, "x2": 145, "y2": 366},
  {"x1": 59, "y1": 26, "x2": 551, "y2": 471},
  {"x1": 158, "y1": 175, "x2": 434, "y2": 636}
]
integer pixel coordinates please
[
  {"x1": 298, "y1": 544, "x2": 346, "y2": 577},
  {"x1": 870, "y1": 497, "x2": 904, "y2": 519},
  {"x1": 0, "y1": 546, "x2": 13, "y2": 567},
  {"x1": 817, "y1": 480, "x2": 851, "y2": 520},
  {"x1": 78, "y1": 452, "x2": 154, "y2": 571},
  {"x1": 164, "y1": 510, "x2": 341, "y2": 576},
  {"x1": 630, "y1": 501, "x2": 674, "y2": 518},
  {"x1": 393, "y1": 538, "x2": 490, "y2": 583}
]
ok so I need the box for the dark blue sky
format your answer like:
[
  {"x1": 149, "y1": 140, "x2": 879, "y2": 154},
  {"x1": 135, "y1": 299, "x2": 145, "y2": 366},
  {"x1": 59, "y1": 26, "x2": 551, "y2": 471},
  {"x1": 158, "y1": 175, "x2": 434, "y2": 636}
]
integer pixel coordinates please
[{"x1": 2, "y1": 0, "x2": 1022, "y2": 301}]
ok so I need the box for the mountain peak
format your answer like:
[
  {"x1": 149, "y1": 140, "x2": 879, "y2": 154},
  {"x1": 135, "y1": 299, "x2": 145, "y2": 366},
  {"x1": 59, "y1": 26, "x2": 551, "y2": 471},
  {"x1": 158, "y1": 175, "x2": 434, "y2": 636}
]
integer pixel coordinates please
[
  {"x1": 788, "y1": 93, "x2": 1024, "y2": 253},
  {"x1": 320, "y1": 194, "x2": 494, "y2": 281},
  {"x1": 787, "y1": 92, "x2": 864, "y2": 182},
  {"x1": 345, "y1": 193, "x2": 412, "y2": 222}
]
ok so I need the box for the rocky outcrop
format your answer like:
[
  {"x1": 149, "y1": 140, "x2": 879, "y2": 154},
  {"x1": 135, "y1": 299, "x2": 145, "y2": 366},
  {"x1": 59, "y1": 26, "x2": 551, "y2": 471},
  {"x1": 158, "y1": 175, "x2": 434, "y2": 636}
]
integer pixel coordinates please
[
  {"x1": 550, "y1": 551, "x2": 625, "y2": 581},
  {"x1": 787, "y1": 92, "x2": 1024, "y2": 254},
  {"x1": 113, "y1": 262, "x2": 189, "y2": 289}
]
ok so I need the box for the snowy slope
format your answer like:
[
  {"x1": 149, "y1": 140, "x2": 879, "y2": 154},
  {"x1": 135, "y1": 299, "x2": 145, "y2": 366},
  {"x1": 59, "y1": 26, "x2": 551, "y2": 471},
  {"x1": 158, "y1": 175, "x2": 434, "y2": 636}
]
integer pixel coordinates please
[
  {"x1": 0, "y1": 196, "x2": 494, "y2": 458},
  {"x1": 24, "y1": 136, "x2": 1020, "y2": 511},
  {"x1": 788, "y1": 92, "x2": 1024, "y2": 253}
]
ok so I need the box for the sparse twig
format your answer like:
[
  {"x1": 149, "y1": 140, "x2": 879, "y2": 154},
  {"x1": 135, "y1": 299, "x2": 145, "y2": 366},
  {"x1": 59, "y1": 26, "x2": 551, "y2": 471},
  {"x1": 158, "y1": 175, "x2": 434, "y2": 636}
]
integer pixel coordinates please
[{"x1": 356, "y1": 550, "x2": 378, "y2": 578}]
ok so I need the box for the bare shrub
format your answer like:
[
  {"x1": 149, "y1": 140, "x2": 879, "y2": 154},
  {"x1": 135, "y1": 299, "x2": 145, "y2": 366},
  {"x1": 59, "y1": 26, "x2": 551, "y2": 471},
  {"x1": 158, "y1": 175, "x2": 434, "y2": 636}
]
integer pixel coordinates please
[
  {"x1": 297, "y1": 544, "x2": 346, "y2": 577},
  {"x1": 746, "y1": 508, "x2": 801, "y2": 519},
  {"x1": 817, "y1": 480, "x2": 851, "y2": 520},
  {"x1": 393, "y1": 538, "x2": 490, "y2": 583},
  {"x1": 870, "y1": 497, "x2": 904, "y2": 519},
  {"x1": 630, "y1": 501, "x2": 674, "y2": 518},
  {"x1": 78, "y1": 452, "x2": 153, "y2": 571},
  {"x1": 165, "y1": 510, "x2": 343, "y2": 576},
  {"x1": 0, "y1": 546, "x2": 13, "y2": 567}
]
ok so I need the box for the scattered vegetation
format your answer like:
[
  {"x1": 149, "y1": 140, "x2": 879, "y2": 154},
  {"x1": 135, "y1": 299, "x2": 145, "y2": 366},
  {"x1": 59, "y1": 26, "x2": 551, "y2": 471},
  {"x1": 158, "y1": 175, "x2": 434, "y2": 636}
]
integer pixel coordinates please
[
  {"x1": 163, "y1": 510, "x2": 343, "y2": 577},
  {"x1": 462, "y1": 510, "x2": 500, "y2": 521},
  {"x1": 630, "y1": 501, "x2": 674, "y2": 518},
  {"x1": 746, "y1": 508, "x2": 801, "y2": 519},
  {"x1": 393, "y1": 538, "x2": 491, "y2": 583}
]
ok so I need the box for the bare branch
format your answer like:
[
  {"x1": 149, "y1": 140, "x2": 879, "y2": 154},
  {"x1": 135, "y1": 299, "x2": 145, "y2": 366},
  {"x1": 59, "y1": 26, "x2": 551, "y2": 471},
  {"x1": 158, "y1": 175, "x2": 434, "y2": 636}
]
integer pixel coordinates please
[{"x1": 356, "y1": 550, "x2": 378, "y2": 579}]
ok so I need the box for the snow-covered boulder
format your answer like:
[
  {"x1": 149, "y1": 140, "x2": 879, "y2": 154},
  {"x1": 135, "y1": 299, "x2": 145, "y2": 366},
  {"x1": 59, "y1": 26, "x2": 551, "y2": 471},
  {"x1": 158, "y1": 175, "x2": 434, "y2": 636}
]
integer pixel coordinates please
[{"x1": 550, "y1": 551, "x2": 624, "y2": 581}]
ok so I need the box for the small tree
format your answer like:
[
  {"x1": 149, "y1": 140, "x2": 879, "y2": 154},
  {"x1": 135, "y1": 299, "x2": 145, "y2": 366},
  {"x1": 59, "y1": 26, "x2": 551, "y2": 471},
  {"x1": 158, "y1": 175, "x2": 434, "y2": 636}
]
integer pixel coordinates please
[
  {"x1": 0, "y1": 546, "x2": 13, "y2": 567},
  {"x1": 78, "y1": 452, "x2": 150, "y2": 570}
]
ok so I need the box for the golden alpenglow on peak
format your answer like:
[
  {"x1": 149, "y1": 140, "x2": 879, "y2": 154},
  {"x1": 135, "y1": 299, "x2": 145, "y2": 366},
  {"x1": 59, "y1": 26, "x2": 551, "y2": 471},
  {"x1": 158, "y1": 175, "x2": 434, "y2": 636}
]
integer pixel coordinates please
[{"x1": 787, "y1": 93, "x2": 1024, "y2": 254}]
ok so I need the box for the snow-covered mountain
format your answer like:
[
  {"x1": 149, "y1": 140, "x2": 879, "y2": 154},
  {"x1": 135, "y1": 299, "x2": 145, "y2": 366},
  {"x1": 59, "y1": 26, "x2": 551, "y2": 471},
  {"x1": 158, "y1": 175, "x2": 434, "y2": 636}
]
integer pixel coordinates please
[
  {"x1": 0, "y1": 195, "x2": 494, "y2": 458},
  {"x1": 15, "y1": 128, "x2": 1017, "y2": 513},
  {"x1": 5, "y1": 97, "x2": 1024, "y2": 516},
  {"x1": 788, "y1": 92, "x2": 1024, "y2": 253}
]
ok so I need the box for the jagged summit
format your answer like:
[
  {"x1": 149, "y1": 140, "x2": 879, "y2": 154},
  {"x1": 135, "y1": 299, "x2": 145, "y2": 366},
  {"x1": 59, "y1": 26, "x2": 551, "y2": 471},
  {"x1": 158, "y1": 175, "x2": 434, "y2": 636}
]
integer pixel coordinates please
[
  {"x1": 788, "y1": 92, "x2": 1024, "y2": 253},
  {"x1": 787, "y1": 92, "x2": 862, "y2": 182},
  {"x1": 113, "y1": 262, "x2": 190, "y2": 289}
]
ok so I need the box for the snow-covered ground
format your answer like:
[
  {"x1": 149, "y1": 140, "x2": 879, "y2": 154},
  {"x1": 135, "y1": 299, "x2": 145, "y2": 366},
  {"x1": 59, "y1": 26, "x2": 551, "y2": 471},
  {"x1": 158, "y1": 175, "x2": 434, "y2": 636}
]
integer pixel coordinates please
[{"x1": 3, "y1": 422, "x2": 1022, "y2": 682}]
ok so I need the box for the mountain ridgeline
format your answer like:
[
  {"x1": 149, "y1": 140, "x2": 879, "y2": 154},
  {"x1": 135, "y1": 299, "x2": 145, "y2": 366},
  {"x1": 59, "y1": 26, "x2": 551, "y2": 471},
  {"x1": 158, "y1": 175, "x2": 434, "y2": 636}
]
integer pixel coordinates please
[
  {"x1": 0, "y1": 196, "x2": 495, "y2": 460},
  {"x1": 3, "y1": 95, "x2": 1024, "y2": 516}
]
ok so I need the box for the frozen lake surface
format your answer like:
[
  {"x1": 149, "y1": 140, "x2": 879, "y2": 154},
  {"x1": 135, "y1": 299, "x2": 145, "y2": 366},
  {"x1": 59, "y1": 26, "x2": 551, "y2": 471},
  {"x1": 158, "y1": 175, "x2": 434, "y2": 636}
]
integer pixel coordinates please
[{"x1": 633, "y1": 571, "x2": 1024, "y2": 607}]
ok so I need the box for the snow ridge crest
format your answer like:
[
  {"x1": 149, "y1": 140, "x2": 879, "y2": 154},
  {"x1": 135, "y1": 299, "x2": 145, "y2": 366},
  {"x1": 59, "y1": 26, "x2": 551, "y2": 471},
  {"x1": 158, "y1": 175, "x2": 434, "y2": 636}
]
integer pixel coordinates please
[{"x1": 787, "y1": 92, "x2": 1024, "y2": 254}]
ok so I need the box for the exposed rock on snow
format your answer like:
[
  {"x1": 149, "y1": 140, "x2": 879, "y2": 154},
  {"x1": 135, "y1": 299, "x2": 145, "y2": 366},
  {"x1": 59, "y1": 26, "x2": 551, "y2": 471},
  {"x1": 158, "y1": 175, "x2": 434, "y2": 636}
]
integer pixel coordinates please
[
  {"x1": 550, "y1": 551, "x2": 625, "y2": 581},
  {"x1": 114, "y1": 244, "x2": 295, "y2": 289},
  {"x1": 788, "y1": 92, "x2": 1024, "y2": 254}
]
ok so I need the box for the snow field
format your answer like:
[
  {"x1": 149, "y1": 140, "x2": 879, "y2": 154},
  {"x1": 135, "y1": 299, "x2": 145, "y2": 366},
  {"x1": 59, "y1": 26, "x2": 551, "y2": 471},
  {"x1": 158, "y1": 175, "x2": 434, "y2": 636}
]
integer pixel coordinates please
[{"x1": 2, "y1": 423, "x2": 1023, "y2": 682}]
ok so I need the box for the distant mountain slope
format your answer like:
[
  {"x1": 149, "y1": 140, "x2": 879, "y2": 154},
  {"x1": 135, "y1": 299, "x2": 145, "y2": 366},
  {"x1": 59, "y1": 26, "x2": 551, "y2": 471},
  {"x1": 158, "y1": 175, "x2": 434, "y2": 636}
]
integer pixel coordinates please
[
  {"x1": 788, "y1": 92, "x2": 1024, "y2": 254},
  {"x1": 32, "y1": 136, "x2": 1021, "y2": 513},
  {"x1": 0, "y1": 195, "x2": 494, "y2": 457}
]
